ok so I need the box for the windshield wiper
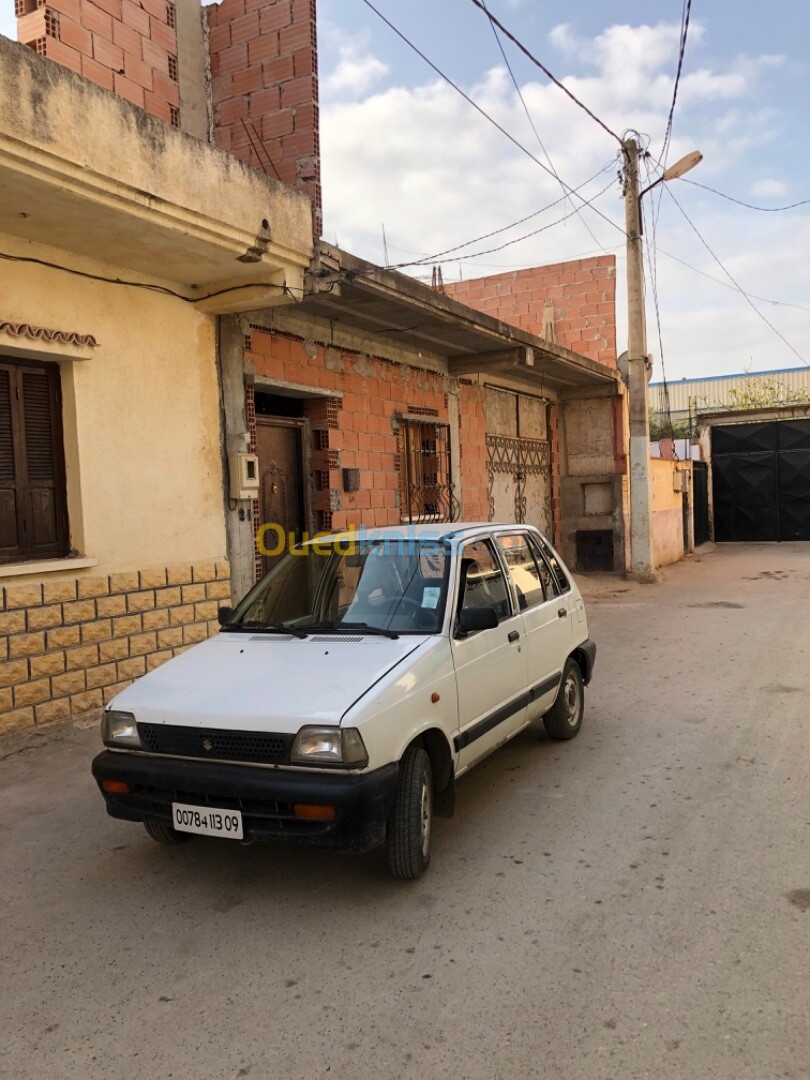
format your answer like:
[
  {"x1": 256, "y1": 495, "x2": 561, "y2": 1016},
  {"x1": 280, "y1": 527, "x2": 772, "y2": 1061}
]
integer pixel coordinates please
[
  {"x1": 221, "y1": 621, "x2": 309, "y2": 639},
  {"x1": 300, "y1": 621, "x2": 400, "y2": 640}
]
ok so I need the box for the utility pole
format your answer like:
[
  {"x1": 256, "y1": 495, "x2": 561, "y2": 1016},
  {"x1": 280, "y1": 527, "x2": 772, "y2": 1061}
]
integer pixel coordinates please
[{"x1": 623, "y1": 137, "x2": 655, "y2": 580}]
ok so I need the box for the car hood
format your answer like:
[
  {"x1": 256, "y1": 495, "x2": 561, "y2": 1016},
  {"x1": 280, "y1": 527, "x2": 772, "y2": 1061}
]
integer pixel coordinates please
[{"x1": 108, "y1": 632, "x2": 427, "y2": 733}]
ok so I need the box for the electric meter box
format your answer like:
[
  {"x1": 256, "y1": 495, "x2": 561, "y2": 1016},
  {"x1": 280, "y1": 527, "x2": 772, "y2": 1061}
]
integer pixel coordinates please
[
  {"x1": 673, "y1": 470, "x2": 689, "y2": 493},
  {"x1": 229, "y1": 452, "x2": 259, "y2": 500}
]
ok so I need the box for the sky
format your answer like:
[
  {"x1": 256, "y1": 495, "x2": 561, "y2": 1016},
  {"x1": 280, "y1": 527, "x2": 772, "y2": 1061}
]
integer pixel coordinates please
[{"x1": 3, "y1": 0, "x2": 809, "y2": 380}]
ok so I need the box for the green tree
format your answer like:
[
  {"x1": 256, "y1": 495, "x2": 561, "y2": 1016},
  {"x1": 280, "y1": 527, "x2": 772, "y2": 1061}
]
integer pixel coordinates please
[{"x1": 726, "y1": 379, "x2": 810, "y2": 411}]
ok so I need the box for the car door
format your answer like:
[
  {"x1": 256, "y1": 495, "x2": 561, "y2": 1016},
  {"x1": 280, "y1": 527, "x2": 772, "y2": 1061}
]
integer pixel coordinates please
[
  {"x1": 497, "y1": 531, "x2": 571, "y2": 723},
  {"x1": 450, "y1": 537, "x2": 528, "y2": 774}
]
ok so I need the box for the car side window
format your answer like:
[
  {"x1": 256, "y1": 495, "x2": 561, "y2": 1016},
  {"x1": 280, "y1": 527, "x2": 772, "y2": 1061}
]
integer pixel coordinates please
[
  {"x1": 498, "y1": 534, "x2": 546, "y2": 610},
  {"x1": 534, "y1": 535, "x2": 571, "y2": 593},
  {"x1": 527, "y1": 535, "x2": 560, "y2": 599},
  {"x1": 457, "y1": 540, "x2": 512, "y2": 623}
]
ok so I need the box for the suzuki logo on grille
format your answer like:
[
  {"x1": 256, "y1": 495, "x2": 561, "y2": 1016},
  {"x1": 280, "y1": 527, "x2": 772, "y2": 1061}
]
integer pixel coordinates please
[{"x1": 201, "y1": 737, "x2": 214, "y2": 752}]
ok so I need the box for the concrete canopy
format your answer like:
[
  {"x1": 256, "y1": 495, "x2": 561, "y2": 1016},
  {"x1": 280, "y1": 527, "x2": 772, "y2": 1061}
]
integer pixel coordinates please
[
  {"x1": 0, "y1": 38, "x2": 313, "y2": 315},
  {"x1": 302, "y1": 243, "x2": 621, "y2": 394}
]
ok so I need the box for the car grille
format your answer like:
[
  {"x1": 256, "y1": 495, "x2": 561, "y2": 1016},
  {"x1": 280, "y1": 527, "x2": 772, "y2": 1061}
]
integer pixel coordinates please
[{"x1": 138, "y1": 723, "x2": 293, "y2": 765}]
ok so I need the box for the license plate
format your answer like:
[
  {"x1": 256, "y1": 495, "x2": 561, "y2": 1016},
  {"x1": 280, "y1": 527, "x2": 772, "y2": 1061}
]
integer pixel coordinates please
[{"x1": 172, "y1": 802, "x2": 243, "y2": 840}]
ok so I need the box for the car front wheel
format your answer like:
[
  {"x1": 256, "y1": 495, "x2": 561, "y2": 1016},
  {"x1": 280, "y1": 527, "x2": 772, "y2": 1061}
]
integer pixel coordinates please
[
  {"x1": 387, "y1": 746, "x2": 433, "y2": 880},
  {"x1": 543, "y1": 658, "x2": 584, "y2": 740}
]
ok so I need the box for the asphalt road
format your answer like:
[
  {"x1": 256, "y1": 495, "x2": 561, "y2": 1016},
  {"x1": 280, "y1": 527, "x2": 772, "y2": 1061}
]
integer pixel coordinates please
[{"x1": 2, "y1": 543, "x2": 808, "y2": 1080}]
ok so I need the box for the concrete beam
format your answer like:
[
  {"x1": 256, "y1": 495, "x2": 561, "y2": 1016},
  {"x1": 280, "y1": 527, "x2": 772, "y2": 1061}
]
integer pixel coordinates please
[{"x1": 448, "y1": 347, "x2": 534, "y2": 376}]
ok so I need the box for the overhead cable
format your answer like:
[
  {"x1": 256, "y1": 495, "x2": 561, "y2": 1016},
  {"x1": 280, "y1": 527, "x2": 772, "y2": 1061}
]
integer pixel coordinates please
[
  {"x1": 680, "y1": 178, "x2": 810, "y2": 212},
  {"x1": 401, "y1": 176, "x2": 618, "y2": 267},
  {"x1": 659, "y1": 0, "x2": 692, "y2": 164},
  {"x1": 656, "y1": 248, "x2": 809, "y2": 312},
  {"x1": 467, "y1": 0, "x2": 623, "y2": 145},
  {"x1": 478, "y1": 0, "x2": 606, "y2": 251},
  {"x1": 666, "y1": 188, "x2": 808, "y2": 366},
  {"x1": 359, "y1": 0, "x2": 626, "y2": 239},
  {"x1": 386, "y1": 161, "x2": 616, "y2": 269}
]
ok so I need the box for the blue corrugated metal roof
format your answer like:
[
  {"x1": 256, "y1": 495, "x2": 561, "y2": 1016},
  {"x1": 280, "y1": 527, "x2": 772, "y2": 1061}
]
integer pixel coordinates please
[{"x1": 649, "y1": 365, "x2": 809, "y2": 388}]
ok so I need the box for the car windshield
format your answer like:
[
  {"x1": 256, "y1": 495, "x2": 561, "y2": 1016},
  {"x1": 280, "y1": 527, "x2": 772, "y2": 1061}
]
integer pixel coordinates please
[{"x1": 227, "y1": 537, "x2": 449, "y2": 635}]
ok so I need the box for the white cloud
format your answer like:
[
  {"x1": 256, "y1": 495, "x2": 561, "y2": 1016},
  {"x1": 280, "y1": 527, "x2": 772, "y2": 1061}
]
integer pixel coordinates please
[
  {"x1": 321, "y1": 32, "x2": 389, "y2": 98},
  {"x1": 319, "y1": 19, "x2": 810, "y2": 377},
  {"x1": 750, "y1": 178, "x2": 788, "y2": 198}
]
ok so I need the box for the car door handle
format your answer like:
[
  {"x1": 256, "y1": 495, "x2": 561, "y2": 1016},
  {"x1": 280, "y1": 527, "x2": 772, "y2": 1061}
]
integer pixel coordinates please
[
  {"x1": 557, "y1": 608, "x2": 567, "y2": 619},
  {"x1": 508, "y1": 630, "x2": 520, "y2": 643}
]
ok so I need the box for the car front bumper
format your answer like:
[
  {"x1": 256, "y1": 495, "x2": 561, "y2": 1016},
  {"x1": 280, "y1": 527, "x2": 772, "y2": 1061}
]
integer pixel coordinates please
[{"x1": 91, "y1": 750, "x2": 399, "y2": 853}]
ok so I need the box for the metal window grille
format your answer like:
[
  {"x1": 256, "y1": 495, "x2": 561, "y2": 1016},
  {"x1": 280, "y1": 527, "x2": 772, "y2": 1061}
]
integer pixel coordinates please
[
  {"x1": 398, "y1": 420, "x2": 458, "y2": 524},
  {"x1": 486, "y1": 434, "x2": 551, "y2": 526}
]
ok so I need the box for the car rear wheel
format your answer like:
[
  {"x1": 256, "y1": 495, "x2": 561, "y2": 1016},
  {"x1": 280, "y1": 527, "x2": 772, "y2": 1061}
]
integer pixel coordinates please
[
  {"x1": 543, "y1": 658, "x2": 584, "y2": 740},
  {"x1": 387, "y1": 746, "x2": 433, "y2": 880},
  {"x1": 144, "y1": 820, "x2": 192, "y2": 845}
]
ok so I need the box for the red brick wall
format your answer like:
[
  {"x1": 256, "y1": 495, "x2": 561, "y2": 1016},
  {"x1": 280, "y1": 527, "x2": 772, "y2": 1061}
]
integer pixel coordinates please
[
  {"x1": 244, "y1": 329, "x2": 488, "y2": 538},
  {"x1": 206, "y1": 0, "x2": 322, "y2": 237},
  {"x1": 445, "y1": 256, "x2": 617, "y2": 367},
  {"x1": 16, "y1": 0, "x2": 181, "y2": 125}
]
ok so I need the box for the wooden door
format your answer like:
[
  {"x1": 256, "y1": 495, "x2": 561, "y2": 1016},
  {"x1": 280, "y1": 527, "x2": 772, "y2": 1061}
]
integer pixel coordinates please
[{"x1": 255, "y1": 419, "x2": 304, "y2": 575}]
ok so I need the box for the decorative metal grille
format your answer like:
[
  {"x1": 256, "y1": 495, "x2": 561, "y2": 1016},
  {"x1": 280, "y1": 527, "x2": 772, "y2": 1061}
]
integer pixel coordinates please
[
  {"x1": 399, "y1": 420, "x2": 459, "y2": 524},
  {"x1": 486, "y1": 434, "x2": 551, "y2": 525}
]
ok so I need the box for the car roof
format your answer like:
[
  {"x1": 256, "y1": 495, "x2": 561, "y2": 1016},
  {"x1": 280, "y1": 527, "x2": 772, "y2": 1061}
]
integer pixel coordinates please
[{"x1": 304, "y1": 522, "x2": 547, "y2": 546}]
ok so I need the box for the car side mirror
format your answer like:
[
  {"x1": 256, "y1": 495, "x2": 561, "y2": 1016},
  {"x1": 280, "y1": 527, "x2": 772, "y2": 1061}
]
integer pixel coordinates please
[
  {"x1": 458, "y1": 606, "x2": 499, "y2": 634},
  {"x1": 217, "y1": 605, "x2": 234, "y2": 627}
]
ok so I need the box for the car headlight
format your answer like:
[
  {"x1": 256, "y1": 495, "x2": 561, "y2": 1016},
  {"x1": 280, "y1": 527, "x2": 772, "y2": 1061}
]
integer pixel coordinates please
[
  {"x1": 290, "y1": 726, "x2": 368, "y2": 768},
  {"x1": 102, "y1": 710, "x2": 141, "y2": 749}
]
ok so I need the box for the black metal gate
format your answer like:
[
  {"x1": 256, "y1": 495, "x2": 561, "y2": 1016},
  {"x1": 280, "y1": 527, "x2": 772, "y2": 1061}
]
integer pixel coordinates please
[
  {"x1": 711, "y1": 419, "x2": 810, "y2": 541},
  {"x1": 693, "y1": 461, "x2": 710, "y2": 545}
]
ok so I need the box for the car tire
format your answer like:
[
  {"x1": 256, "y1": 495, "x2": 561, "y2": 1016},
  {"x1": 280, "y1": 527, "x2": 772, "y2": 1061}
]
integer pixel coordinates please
[
  {"x1": 387, "y1": 746, "x2": 433, "y2": 880},
  {"x1": 543, "y1": 658, "x2": 584, "y2": 740},
  {"x1": 144, "y1": 820, "x2": 192, "y2": 845}
]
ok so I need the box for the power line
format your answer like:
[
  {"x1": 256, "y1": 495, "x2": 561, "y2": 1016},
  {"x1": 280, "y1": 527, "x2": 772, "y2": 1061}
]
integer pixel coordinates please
[
  {"x1": 466, "y1": 0, "x2": 623, "y2": 145},
  {"x1": 659, "y1": 0, "x2": 692, "y2": 164},
  {"x1": 477, "y1": 0, "x2": 606, "y2": 252},
  {"x1": 404, "y1": 175, "x2": 618, "y2": 267},
  {"x1": 641, "y1": 158, "x2": 672, "y2": 432},
  {"x1": 395, "y1": 243, "x2": 625, "y2": 272},
  {"x1": 680, "y1": 178, "x2": 810, "y2": 212},
  {"x1": 359, "y1": 0, "x2": 627, "y2": 239},
  {"x1": 386, "y1": 160, "x2": 616, "y2": 269},
  {"x1": 656, "y1": 247, "x2": 810, "y2": 312},
  {"x1": 665, "y1": 187, "x2": 808, "y2": 366},
  {"x1": 0, "y1": 249, "x2": 298, "y2": 304}
]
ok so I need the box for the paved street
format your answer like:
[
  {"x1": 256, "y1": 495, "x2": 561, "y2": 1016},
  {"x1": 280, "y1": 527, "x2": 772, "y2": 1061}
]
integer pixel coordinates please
[{"x1": 2, "y1": 543, "x2": 808, "y2": 1080}]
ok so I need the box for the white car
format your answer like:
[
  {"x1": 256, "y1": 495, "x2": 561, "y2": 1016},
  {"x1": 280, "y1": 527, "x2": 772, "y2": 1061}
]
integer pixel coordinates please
[{"x1": 92, "y1": 524, "x2": 596, "y2": 879}]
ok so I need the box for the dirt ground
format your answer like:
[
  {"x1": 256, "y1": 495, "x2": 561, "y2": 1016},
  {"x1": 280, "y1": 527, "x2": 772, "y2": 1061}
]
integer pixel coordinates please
[{"x1": 1, "y1": 542, "x2": 808, "y2": 1080}]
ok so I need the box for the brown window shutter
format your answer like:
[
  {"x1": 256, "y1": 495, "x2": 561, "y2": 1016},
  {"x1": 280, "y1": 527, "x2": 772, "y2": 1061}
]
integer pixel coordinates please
[
  {"x1": 0, "y1": 366, "x2": 23, "y2": 557},
  {"x1": 0, "y1": 359, "x2": 69, "y2": 563}
]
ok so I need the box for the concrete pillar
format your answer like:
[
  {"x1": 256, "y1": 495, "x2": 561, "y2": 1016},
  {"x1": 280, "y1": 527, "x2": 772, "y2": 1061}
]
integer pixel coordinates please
[
  {"x1": 176, "y1": 0, "x2": 212, "y2": 141},
  {"x1": 218, "y1": 316, "x2": 256, "y2": 605}
]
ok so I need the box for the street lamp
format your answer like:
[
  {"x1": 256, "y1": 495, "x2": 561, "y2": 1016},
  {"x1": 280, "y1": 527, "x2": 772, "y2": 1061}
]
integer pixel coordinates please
[{"x1": 623, "y1": 139, "x2": 702, "y2": 580}]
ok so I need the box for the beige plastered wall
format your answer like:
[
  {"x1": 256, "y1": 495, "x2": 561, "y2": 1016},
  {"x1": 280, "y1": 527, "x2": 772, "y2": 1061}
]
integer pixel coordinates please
[
  {"x1": 1, "y1": 238, "x2": 226, "y2": 582},
  {"x1": 651, "y1": 457, "x2": 690, "y2": 568}
]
